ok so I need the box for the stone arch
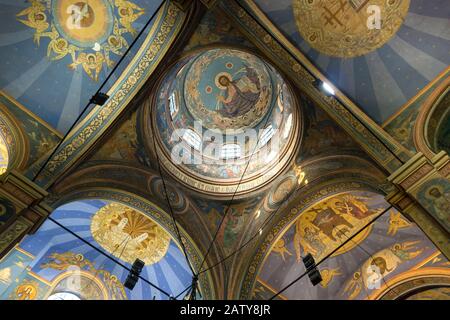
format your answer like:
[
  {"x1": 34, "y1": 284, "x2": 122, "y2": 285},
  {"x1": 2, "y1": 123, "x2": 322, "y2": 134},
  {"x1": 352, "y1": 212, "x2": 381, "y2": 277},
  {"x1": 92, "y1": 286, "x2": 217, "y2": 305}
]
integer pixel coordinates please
[
  {"x1": 414, "y1": 76, "x2": 450, "y2": 158},
  {"x1": 0, "y1": 103, "x2": 29, "y2": 174}
]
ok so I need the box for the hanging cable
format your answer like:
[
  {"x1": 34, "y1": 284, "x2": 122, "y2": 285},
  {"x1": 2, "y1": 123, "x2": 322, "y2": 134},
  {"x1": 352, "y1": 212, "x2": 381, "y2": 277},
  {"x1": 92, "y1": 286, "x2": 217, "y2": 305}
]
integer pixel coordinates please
[
  {"x1": 198, "y1": 171, "x2": 319, "y2": 275},
  {"x1": 149, "y1": 110, "x2": 196, "y2": 277},
  {"x1": 32, "y1": 0, "x2": 167, "y2": 182},
  {"x1": 237, "y1": 3, "x2": 406, "y2": 166},
  {"x1": 269, "y1": 205, "x2": 393, "y2": 300},
  {"x1": 197, "y1": 103, "x2": 278, "y2": 274},
  {"x1": 46, "y1": 215, "x2": 172, "y2": 298}
]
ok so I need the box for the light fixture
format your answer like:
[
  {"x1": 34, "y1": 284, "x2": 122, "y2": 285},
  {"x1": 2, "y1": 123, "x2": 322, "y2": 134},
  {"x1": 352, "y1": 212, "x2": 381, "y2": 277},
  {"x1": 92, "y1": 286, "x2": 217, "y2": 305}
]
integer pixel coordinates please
[
  {"x1": 314, "y1": 79, "x2": 335, "y2": 96},
  {"x1": 322, "y1": 82, "x2": 336, "y2": 96}
]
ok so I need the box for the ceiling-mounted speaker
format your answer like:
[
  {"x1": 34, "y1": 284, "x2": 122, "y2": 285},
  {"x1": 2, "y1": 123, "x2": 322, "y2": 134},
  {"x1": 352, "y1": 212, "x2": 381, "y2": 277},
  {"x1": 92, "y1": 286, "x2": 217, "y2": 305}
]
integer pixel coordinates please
[
  {"x1": 302, "y1": 253, "x2": 322, "y2": 286},
  {"x1": 123, "y1": 259, "x2": 146, "y2": 291},
  {"x1": 302, "y1": 253, "x2": 315, "y2": 270},
  {"x1": 124, "y1": 273, "x2": 139, "y2": 290},
  {"x1": 308, "y1": 269, "x2": 323, "y2": 287}
]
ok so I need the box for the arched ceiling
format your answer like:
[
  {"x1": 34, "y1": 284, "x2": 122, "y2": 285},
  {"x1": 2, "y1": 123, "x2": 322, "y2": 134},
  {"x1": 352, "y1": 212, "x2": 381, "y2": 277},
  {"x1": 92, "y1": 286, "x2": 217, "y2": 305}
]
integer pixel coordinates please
[
  {"x1": 0, "y1": 0, "x2": 163, "y2": 133},
  {"x1": 151, "y1": 47, "x2": 301, "y2": 196},
  {"x1": 7, "y1": 199, "x2": 194, "y2": 300},
  {"x1": 251, "y1": 191, "x2": 449, "y2": 300},
  {"x1": 248, "y1": 0, "x2": 450, "y2": 123}
]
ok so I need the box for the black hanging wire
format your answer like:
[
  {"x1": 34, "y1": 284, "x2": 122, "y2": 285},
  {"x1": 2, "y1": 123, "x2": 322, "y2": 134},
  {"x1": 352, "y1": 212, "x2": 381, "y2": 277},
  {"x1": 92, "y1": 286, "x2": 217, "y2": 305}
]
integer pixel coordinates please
[
  {"x1": 237, "y1": 2, "x2": 406, "y2": 166},
  {"x1": 269, "y1": 205, "x2": 393, "y2": 300},
  {"x1": 149, "y1": 110, "x2": 196, "y2": 278},
  {"x1": 32, "y1": 0, "x2": 167, "y2": 182},
  {"x1": 79, "y1": 234, "x2": 131, "y2": 297},
  {"x1": 197, "y1": 100, "x2": 279, "y2": 274},
  {"x1": 169, "y1": 86, "x2": 280, "y2": 298},
  {"x1": 47, "y1": 215, "x2": 172, "y2": 298},
  {"x1": 21, "y1": 0, "x2": 175, "y2": 299}
]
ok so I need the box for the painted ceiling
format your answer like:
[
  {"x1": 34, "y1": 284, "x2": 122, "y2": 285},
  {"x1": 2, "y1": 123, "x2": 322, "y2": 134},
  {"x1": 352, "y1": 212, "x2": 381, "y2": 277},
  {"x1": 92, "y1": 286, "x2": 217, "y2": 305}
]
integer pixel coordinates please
[
  {"x1": 0, "y1": 199, "x2": 193, "y2": 300},
  {"x1": 249, "y1": 0, "x2": 450, "y2": 123},
  {"x1": 0, "y1": 0, "x2": 163, "y2": 133},
  {"x1": 0, "y1": 134, "x2": 8, "y2": 175},
  {"x1": 153, "y1": 47, "x2": 300, "y2": 195},
  {"x1": 253, "y1": 191, "x2": 449, "y2": 300}
]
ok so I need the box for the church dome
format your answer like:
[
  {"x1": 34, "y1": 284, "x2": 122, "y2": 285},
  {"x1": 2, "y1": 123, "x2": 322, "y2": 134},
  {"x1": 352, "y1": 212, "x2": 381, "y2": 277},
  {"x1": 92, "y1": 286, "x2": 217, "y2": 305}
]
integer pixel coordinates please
[{"x1": 147, "y1": 48, "x2": 302, "y2": 197}]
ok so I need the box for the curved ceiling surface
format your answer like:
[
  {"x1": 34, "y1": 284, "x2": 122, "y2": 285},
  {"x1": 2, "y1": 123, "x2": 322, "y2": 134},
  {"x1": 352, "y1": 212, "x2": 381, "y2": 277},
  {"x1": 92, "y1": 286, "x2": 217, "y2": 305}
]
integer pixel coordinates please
[
  {"x1": 152, "y1": 48, "x2": 301, "y2": 196},
  {"x1": 251, "y1": 0, "x2": 450, "y2": 123},
  {"x1": 0, "y1": 0, "x2": 163, "y2": 133},
  {"x1": 253, "y1": 190, "x2": 449, "y2": 300},
  {"x1": 10, "y1": 199, "x2": 193, "y2": 300}
]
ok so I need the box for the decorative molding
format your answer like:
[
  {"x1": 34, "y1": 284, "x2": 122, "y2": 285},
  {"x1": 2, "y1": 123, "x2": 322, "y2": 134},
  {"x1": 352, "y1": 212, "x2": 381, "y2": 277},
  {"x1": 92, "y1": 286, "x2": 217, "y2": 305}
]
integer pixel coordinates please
[
  {"x1": 383, "y1": 67, "x2": 450, "y2": 128},
  {"x1": 413, "y1": 76, "x2": 450, "y2": 159},
  {"x1": 34, "y1": 2, "x2": 187, "y2": 188},
  {"x1": 377, "y1": 271, "x2": 450, "y2": 300},
  {"x1": 221, "y1": 0, "x2": 411, "y2": 174},
  {"x1": 238, "y1": 181, "x2": 379, "y2": 299},
  {"x1": 0, "y1": 217, "x2": 31, "y2": 257}
]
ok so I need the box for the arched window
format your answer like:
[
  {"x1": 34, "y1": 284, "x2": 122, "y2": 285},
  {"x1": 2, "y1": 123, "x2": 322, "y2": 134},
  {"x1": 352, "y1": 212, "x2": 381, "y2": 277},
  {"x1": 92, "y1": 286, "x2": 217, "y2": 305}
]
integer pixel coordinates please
[
  {"x1": 47, "y1": 292, "x2": 82, "y2": 300},
  {"x1": 258, "y1": 125, "x2": 275, "y2": 147},
  {"x1": 168, "y1": 92, "x2": 179, "y2": 119},
  {"x1": 283, "y1": 114, "x2": 293, "y2": 139},
  {"x1": 221, "y1": 144, "x2": 241, "y2": 159},
  {"x1": 183, "y1": 129, "x2": 202, "y2": 150}
]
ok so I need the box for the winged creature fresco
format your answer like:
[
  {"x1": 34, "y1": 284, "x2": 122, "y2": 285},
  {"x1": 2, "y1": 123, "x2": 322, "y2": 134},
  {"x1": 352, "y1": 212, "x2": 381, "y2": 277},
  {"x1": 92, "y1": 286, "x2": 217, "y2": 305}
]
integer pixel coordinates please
[
  {"x1": 16, "y1": 0, "x2": 145, "y2": 81},
  {"x1": 387, "y1": 210, "x2": 411, "y2": 236},
  {"x1": 293, "y1": 193, "x2": 385, "y2": 261},
  {"x1": 320, "y1": 268, "x2": 342, "y2": 288},
  {"x1": 272, "y1": 238, "x2": 292, "y2": 262},
  {"x1": 114, "y1": 0, "x2": 145, "y2": 36},
  {"x1": 342, "y1": 241, "x2": 424, "y2": 300},
  {"x1": 16, "y1": 0, "x2": 49, "y2": 45},
  {"x1": 41, "y1": 252, "x2": 127, "y2": 300}
]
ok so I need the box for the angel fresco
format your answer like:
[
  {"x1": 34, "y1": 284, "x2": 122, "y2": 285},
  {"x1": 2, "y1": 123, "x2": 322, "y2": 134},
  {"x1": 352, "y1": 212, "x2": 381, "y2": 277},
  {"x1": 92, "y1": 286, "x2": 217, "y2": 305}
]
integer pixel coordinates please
[
  {"x1": 216, "y1": 66, "x2": 262, "y2": 118},
  {"x1": 69, "y1": 52, "x2": 105, "y2": 81},
  {"x1": 16, "y1": 0, "x2": 49, "y2": 46},
  {"x1": 115, "y1": 0, "x2": 145, "y2": 36},
  {"x1": 292, "y1": 193, "x2": 389, "y2": 262}
]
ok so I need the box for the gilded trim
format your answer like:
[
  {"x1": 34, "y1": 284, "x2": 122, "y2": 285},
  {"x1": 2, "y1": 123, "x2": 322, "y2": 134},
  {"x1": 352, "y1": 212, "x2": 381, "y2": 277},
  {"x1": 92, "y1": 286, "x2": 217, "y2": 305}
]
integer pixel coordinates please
[{"x1": 35, "y1": 2, "x2": 187, "y2": 188}]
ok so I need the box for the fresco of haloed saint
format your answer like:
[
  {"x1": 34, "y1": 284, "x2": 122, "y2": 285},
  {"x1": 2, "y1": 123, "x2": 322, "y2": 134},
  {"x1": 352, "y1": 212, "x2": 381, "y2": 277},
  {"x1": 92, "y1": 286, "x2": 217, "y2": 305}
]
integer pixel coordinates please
[
  {"x1": 184, "y1": 48, "x2": 272, "y2": 131},
  {"x1": 254, "y1": 191, "x2": 450, "y2": 300}
]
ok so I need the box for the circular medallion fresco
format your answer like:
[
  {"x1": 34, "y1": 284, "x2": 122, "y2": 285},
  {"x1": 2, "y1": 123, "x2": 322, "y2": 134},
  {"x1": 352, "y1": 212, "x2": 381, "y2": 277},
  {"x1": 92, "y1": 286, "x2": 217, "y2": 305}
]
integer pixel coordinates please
[
  {"x1": 184, "y1": 49, "x2": 273, "y2": 130},
  {"x1": 91, "y1": 203, "x2": 171, "y2": 265},
  {"x1": 53, "y1": 0, "x2": 114, "y2": 48},
  {"x1": 292, "y1": 0, "x2": 410, "y2": 58},
  {"x1": 17, "y1": 0, "x2": 145, "y2": 81}
]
